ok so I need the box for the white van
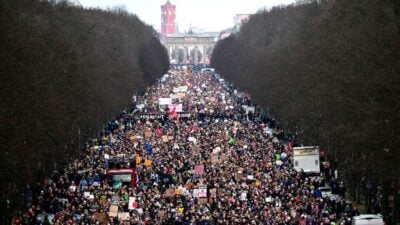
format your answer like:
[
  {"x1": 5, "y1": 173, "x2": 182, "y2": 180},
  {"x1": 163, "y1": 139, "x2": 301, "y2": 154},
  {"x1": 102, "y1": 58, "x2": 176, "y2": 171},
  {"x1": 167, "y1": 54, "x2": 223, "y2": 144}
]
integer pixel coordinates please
[
  {"x1": 293, "y1": 146, "x2": 320, "y2": 174},
  {"x1": 352, "y1": 214, "x2": 384, "y2": 225}
]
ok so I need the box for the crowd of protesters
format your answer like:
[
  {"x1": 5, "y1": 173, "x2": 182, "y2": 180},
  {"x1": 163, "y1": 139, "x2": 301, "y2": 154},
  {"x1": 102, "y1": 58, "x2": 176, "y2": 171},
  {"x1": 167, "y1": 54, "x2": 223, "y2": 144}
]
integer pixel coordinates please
[{"x1": 15, "y1": 68, "x2": 360, "y2": 225}]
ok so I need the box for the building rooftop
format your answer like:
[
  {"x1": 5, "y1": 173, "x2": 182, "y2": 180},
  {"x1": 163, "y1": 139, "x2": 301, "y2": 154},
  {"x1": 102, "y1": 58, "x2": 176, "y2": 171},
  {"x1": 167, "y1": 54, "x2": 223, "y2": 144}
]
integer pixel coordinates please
[
  {"x1": 164, "y1": 0, "x2": 172, "y2": 6},
  {"x1": 167, "y1": 32, "x2": 220, "y2": 38}
]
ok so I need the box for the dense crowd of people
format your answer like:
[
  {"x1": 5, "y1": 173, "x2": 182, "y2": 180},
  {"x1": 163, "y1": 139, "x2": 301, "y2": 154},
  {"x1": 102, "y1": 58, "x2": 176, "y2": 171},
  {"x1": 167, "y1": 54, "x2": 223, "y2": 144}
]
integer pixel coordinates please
[{"x1": 16, "y1": 68, "x2": 360, "y2": 225}]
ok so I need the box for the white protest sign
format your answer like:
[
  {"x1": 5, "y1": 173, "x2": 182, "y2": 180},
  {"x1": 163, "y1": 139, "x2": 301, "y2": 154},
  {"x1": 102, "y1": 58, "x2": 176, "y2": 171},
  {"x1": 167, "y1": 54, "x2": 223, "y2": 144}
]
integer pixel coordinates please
[
  {"x1": 265, "y1": 196, "x2": 273, "y2": 203},
  {"x1": 118, "y1": 212, "x2": 130, "y2": 221},
  {"x1": 247, "y1": 175, "x2": 255, "y2": 180},
  {"x1": 109, "y1": 205, "x2": 118, "y2": 217},
  {"x1": 84, "y1": 192, "x2": 91, "y2": 199},
  {"x1": 69, "y1": 185, "x2": 76, "y2": 192},
  {"x1": 136, "y1": 208, "x2": 144, "y2": 215},
  {"x1": 158, "y1": 98, "x2": 172, "y2": 105},
  {"x1": 242, "y1": 105, "x2": 255, "y2": 114},
  {"x1": 128, "y1": 197, "x2": 137, "y2": 210},
  {"x1": 192, "y1": 189, "x2": 199, "y2": 198},
  {"x1": 136, "y1": 104, "x2": 145, "y2": 109},
  {"x1": 174, "y1": 86, "x2": 188, "y2": 93},
  {"x1": 241, "y1": 192, "x2": 247, "y2": 201}
]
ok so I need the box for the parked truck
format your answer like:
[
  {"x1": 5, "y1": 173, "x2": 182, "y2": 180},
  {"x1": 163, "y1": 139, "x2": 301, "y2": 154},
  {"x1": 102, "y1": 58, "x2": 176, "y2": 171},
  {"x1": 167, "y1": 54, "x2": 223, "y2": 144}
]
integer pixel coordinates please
[{"x1": 293, "y1": 146, "x2": 320, "y2": 174}]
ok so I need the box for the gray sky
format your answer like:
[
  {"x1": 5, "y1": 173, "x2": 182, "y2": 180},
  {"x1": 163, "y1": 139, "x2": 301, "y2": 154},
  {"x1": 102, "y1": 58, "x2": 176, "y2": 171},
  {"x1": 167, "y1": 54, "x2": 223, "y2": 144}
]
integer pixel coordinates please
[{"x1": 78, "y1": 0, "x2": 296, "y2": 32}]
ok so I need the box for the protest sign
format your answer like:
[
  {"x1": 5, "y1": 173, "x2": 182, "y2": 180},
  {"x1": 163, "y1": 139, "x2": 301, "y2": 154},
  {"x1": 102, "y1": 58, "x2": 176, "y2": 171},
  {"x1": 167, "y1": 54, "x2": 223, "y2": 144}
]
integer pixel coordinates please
[
  {"x1": 128, "y1": 197, "x2": 138, "y2": 210},
  {"x1": 173, "y1": 86, "x2": 188, "y2": 93},
  {"x1": 144, "y1": 130, "x2": 152, "y2": 138},
  {"x1": 198, "y1": 188, "x2": 207, "y2": 198},
  {"x1": 192, "y1": 189, "x2": 199, "y2": 198},
  {"x1": 175, "y1": 189, "x2": 183, "y2": 195},
  {"x1": 92, "y1": 213, "x2": 107, "y2": 223},
  {"x1": 109, "y1": 205, "x2": 118, "y2": 217},
  {"x1": 241, "y1": 192, "x2": 247, "y2": 201},
  {"x1": 164, "y1": 188, "x2": 174, "y2": 197},
  {"x1": 136, "y1": 103, "x2": 145, "y2": 109},
  {"x1": 168, "y1": 104, "x2": 183, "y2": 112},
  {"x1": 118, "y1": 212, "x2": 130, "y2": 221},
  {"x1": 136, "y1": 208, "x2": 144, "y2": 215},
  {"x1": 158, "y1": 98, "x2": 172, "y2": 105},
  {"x1": 210, "y1": 188, "x2": 217, "y2": 198},
  {"x1": 194, "y1": 165, "x2": 204, "y2": 175},
  {"x1": 136, "y1": 155, "x2": 141, "y2": 165},
  {"x1": 84, "y1": 192, "x2": 90, "y2": 199},
  {"x1": 198, "y1": 198, "x2": 208, "y2": 204},
  {"x1": 111, "y1": 196, "x2": 120, "y2": 205},
  {"x1": 236, "y1": 170, "x2": 244, "y2": 181},
  {"x1": 144, "y1": 159, "x2": 152, "y2": 167}
]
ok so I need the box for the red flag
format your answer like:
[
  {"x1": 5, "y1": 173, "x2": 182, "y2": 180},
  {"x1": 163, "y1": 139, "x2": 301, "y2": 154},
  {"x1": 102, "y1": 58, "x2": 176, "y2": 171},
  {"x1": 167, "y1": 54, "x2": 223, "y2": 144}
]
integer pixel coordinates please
[
  {"x1": 155, "y1": 127, "x2": 162, "y2": 136},
  {"x1": 169, "y1": 109, "x2": 179, "y2": 120}
]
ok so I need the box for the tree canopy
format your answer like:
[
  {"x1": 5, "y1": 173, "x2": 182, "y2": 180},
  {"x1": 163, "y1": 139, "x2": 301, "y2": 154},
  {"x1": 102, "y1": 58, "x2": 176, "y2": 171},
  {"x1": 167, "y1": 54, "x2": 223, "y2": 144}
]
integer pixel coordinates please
[
  {"x1": 0, "y1": 0, "x2": 169, "y2": 219},
  {"x1": 212, "y1": 0, "x2": 400, "y2": 219}
]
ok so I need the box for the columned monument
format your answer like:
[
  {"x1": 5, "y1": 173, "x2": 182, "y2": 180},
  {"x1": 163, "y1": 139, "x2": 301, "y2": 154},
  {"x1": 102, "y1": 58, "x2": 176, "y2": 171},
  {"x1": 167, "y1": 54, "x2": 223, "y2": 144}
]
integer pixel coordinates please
[
  {"x1": 165, "y1": 29, "x2": 218, "y2": 64},
  {"x1": 160, "y1": 1, "x2": 219, "y2": 64}
]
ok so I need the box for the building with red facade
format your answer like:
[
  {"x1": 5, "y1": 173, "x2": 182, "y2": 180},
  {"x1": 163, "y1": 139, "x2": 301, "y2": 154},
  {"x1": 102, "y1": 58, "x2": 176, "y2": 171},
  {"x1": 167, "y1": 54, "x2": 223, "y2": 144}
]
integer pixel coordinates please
[{"x1": 160, "y1": 0, "x2": 176, "y2": 43}]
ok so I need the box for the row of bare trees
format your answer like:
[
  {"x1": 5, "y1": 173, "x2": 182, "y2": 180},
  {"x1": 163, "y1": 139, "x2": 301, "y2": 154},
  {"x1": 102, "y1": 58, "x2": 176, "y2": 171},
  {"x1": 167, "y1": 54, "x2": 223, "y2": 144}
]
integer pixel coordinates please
[
  {"x1": 212, "y1": 0, "x2": 400, "y2": 222},
  {"x1": 0, "y1": 0, "x2": 169, "y2": 221}
]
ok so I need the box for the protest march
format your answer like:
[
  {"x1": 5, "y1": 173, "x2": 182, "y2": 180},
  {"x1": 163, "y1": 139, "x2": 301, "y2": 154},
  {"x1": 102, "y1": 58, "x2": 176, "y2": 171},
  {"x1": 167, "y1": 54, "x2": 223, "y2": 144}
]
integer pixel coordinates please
[{"x1": 17, "y1": 68, "x2": 358, "y2": 225}]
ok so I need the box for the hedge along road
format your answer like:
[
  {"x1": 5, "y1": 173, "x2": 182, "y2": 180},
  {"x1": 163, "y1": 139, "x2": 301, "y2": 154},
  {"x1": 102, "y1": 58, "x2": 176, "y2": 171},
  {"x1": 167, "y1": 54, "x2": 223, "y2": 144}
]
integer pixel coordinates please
[{"x1": 18, "y1": 68, "x2": 358, "y2": 225}]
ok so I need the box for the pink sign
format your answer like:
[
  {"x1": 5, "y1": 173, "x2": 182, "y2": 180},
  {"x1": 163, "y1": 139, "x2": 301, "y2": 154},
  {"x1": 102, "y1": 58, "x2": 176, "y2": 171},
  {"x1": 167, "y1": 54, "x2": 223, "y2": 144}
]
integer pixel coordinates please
[
  {"x1": 168, "y1": 104, "x2": 183, "y2": 112},
  {"x1": 195, "y1": 165, "x2": 204, "y2": 175}
]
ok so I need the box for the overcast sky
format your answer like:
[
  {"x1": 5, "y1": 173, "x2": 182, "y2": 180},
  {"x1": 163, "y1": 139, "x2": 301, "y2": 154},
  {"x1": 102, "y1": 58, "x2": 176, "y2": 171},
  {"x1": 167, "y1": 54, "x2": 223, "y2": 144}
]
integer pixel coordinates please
[{"x1": 78, "y1": 0, "x2": 296, "y2": 32}]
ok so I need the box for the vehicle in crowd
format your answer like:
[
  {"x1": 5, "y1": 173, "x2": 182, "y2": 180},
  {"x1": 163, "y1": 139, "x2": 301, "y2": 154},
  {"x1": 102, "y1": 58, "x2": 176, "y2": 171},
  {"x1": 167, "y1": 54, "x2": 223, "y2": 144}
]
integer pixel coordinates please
[
  {"x1": 352, "y1": 214, "x2": 384, "y2": 225},
  {"x1": 201, "y1": 67, "x2": 215, "y2": 73},
  {"x1": 36, "y1": 213, "x2": 55, "y2": 224},
  {"x1": 317, "y1": 186, "x2": 342, "y2": 201},
  {"x1": 318, "y1": 186, "x2": 333, "y2": 198},
  {"x1": 106, "y1": 158, "x2": 137, "y2": 188},
  {"x1": 293, "y1": 146, "x2": 320, "y2": 174}
]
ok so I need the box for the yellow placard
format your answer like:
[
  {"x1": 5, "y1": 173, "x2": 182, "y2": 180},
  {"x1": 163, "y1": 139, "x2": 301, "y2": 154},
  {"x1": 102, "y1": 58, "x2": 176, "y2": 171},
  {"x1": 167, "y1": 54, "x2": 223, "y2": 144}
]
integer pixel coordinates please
[
  {"x1": 136, "y1": 155, "x2": 141, "y2": 165},
  {"x1": 144, "y1": 159, "x2": 152, "y2": 167},
  {"x1": 145, "y1": 131, "x2": 152, "y2": 138},
  {"x1": 175, "y1": 189, "x2": 183, "y2": 195}
]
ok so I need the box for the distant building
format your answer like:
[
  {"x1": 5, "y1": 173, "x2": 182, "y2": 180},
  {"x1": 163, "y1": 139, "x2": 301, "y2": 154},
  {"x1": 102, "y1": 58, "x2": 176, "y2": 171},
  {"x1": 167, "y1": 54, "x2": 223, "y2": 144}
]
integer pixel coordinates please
[
  {"x1": 57, "y1": 0, "x2": 82, "y2": 6},
  {"x1": 234, "y1": 14, "x2": 250, "y2": 27},
  {"x1": 219, "y1": 28, "x2": 233, "y2": 39},
  {"x1": 165, "y1": 29, "x2": 219, "y2": 65},
  {"x1": 159, "y1": 1, "x2": 219, "y2": 64},
  {"x1": 219, "y1": 14, "x2": 251, "y2": 39},
  {"x1": 160, "y1": 0, "x2": 176, "y2": 43}
]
